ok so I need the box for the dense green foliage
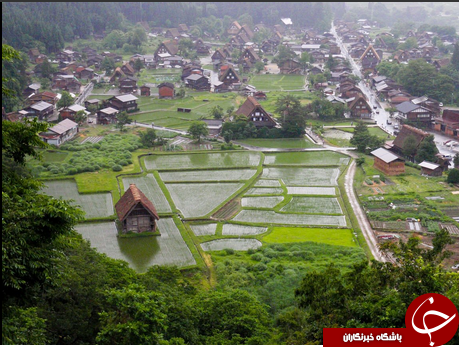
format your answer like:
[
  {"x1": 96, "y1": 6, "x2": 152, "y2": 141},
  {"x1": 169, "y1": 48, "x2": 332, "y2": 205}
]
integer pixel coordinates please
[{"x1": 350, "y1": 122, "x2": 385, "y2": 153}]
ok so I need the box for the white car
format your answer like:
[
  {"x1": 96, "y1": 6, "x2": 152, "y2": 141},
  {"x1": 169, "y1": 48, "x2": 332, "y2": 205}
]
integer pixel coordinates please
[{"x1": 452, "y1": 264, "x2": 459, "y2": 270}]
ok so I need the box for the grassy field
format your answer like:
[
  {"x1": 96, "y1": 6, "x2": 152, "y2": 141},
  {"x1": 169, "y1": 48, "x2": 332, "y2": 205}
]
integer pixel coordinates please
[
  {"x1": 263, "y1": 227, "x2": 356, "y2": 247},
  {"x1": 249, "y1": 74, "x2": 306, "y2": 91}
]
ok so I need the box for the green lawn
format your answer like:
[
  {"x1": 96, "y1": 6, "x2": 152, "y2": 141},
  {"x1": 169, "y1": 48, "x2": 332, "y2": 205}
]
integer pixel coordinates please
[
  {"x1": 249, "y1": 74, "x2": 305, "y2": 91},
  {"x1": 263, "y1": 227, "x2": 356, "y2": 247}
]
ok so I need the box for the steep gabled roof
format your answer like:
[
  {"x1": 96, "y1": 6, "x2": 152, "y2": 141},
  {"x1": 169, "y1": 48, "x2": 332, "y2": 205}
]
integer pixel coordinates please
[
  {"x1": 115, "y1": 184, "x2": 159, "y2": 222},
  {"x1": 393, "y1": 124, "x2": 429, "y2": 150}
]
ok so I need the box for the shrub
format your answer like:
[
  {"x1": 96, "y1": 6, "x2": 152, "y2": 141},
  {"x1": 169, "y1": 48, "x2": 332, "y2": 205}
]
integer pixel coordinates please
[
  {"x1": 112, "y1": 164, "x2": 122, "y2": 172},
  {"x1": 50, "y1": 169, "x2": 60, "y2": 174},
  {"x1": 250, "y1": 253, "x2": 263, "y2": 262},
  {"x1": 118, "y1": 160, "x2": 129, "y2": 166},
  {"x1": 447, "y1": 168, "x2": 459, "y2": 184},
  {"x1": 224, "y1": 248, "x2": 235, "y2": 255},
  {"x1": 365, "y1": 178, "x2": 373, "y2": 185},
  {"x1": 67, "y1": 168, "x2": 78, "y2": 175}
]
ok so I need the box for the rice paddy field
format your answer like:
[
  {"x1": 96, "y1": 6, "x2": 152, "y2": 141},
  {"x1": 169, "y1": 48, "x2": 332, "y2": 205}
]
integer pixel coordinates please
[
  {"x1": 280, "y1": 197, "x2": 343, "y2": 214},
  {"x1": 249, "y1": 74, "x2": 305, "y2": 91},
  {"x1": 159, "y1": 169, "x2": 257, "y2": 182},
  {"x1": 241, "y1": 196, "x2": 284, "y2": 209},
  {"x1": 287, "y1": 186, "x2": 337, "y2": 195},
  {"x1": 122, "y1": 174, "x2": 172, "y2": 213},
  {"x1": 264, "y1": 151, "x2": 349, "y2": 166},
  {"x1": 263, "y1": 227, "x2": 356, "y2": 247},
  {"x1": 75, "y1": 218, "x2": 196, "y2": 272},
  {"x1": 143, "y1": 152, "x2": 261, "y2": 170},
  {"x1": 262, "y1": 167, "x2": 341, "y2": 186},
  {"x1": 201, "y1": 238, "x2": 262, "y2": 251},
  {"x1": 41, "y1": 180, "x2": 113, "y2": 219}
]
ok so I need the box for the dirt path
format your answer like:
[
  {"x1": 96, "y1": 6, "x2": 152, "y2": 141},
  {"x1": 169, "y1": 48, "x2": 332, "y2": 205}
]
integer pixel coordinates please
[{"x1": 344, "y1": 158, "x2": 386, "y2": 262}]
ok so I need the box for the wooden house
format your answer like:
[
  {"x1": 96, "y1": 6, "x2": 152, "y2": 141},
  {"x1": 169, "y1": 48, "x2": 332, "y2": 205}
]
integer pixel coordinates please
[
  {"x1": 201, "y1": 119, "x2": 223, "y2": 136},
  {"x1": 23, "y1": 83, "x2": 41, "y2": 98},
  {"x1": 22, "y1": 101, "x2": 54, "y2": 120},
  {"x1": 371, "y1": 148, "x2": 405, "y2": 176},
  {"x1": 121, "y1": 63, "x2": 136, "y2": 77},
  {"x1": 184, "y1": 74, "x2": 211, "y2": 91},
  {"x1": 395, "y1": 101, "x2": 435, "y2": 127},
  {"x1": 115, "y1": 184, "x2": 159, "y2": 233},
  {"x1": 419, "y1": 161, "x2": 443, "y2": 177},
  {"x1": 227, "y1": 21, "x2": 242, "y2": 36},
  {"x1": 119, "y1": 76, "x2": 138, "y2": 94},
  {"x1": 433, "y1": 109, "x2": 459, "y2": 138},
  {"x1": 235, "y1": 96, "x2": 277, "y2": 128},
  {"x1": 84, "y1": 99, "x2": 101, "y2": 111},
  {"x1": 158, "y1": 82, "x2": 175, "y2": 99},
  {"x1": 97, "y1": 107, "x2": 119, "y2": 124},
  {"x1": 239, "y1": 24, "x2": 254, "y2": 40},
  {"x1": 278, "y1": 58, "x2": 301, "y2": 74},
  {"x1": 75, "y1": 67, "x2": 94, "y2": 80},
  {"x1": 211, "y1": 48, "x2": 228, "y2": 63},
  {"x1": 165, "y1": 28, "x2": 181, "y2": 39},
  {"x1": 347, "y1": 94, "x2": 372, "y2": 119},
  {"x1": 52, "y1": 75, "x2": 82, "y2": 93},
  {"x1": 39, "y1": 119, "x2": 78, "y2": 147},
  {"x1": 360, "y1": 44, "x2": 381, "y2": 75},
  {"x1": 154, "y1": 40, "x2": 179, "y2": 61},
  {"x1": 178, "y1": 24, "x2": 189, "y2": 33},
  {"x1": 59, "y1": 104, "x2": 88, "y2": 121},
  {"x1": 106, "y1": 94, "x2": 138, "y2": 112},
  {"x1": 140, "y1": 83, "x2": 155, "y2": 97},
  {"x1": 27, "y1": 91, "x2": 58, "y2": 106},
  {"x1": 219, "y1": 65, "x2": 240, "y2": 86},
  {"x1": 392, "y1": 125, "x2": 429, "y2": 156},
  {"x1": 241, "y1": 47, "x2": 260, "y2": 64}
]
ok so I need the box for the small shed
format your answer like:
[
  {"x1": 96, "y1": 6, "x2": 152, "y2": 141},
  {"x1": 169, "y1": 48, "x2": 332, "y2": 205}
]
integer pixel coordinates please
[
  {"x1": 370, "y1": 147, "x2": 405, "y2": 176},
  {"x1": 419, "y1": 161, "x2": 442, "y2": 177},
  {"x1": 158, "y1": 82, "x2": 175, "y2": 99},
  {"x1": 140, "y1": 83, "x2": 155, "y2": 96},
  {"x1": 115, "y1": 184, "x2": 160, "y2": 233}
]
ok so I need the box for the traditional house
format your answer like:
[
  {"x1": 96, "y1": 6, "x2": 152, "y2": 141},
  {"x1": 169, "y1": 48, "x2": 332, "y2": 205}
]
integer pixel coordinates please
[
  {"x1": 371, "y1": 148, "x2": 405, "y2": 176},
  {"x1": 219, "y1": 65, "x2": 240, "y2": 86},
  {"x1": 201, "y1": 119, "x2": 223, "y2": 136},
  {"x1": 165, "y1": 28, "x2": 181, "y2": 39},
  {"x1": 86, "y1": 54, "x2": 104, "y2": 68},
  {"x1": 184, "y1": 74, "x2": 211, "y2": 91},
  {"x1": 211, "y1": 48, "x2": 228, "y2": 63},
  {"x1": 235, "y1": 96, "x2": 277, "y2": 128},
  {"x1": 158, "y1": 82, "x2": 175, "y2": 99},
  {"x1": 27, "y1": 91, "x2": 59, "y2": 106},
  {"x1": 109, "y1": 67, "x2": 126, "y2": 82},
  {"x1": 59, "y1": 104, "x2": 88, "y2": 121},
  {"x1": 392, "y1": 124, "x2": 429, "y2": 156},
  {"x1": 23, "y1": 83, "x2": 41, "y2": 98},
  {"x1": 39, "y1": 119, "x2": 78, "y2": 146},
  {"x1": 119, "y1": 76, "x2": 138, "y2": 94},
  {"x1": 240, "y1": 47, "x2": 260, "y2": 64},
  {"x1": 97, "y1": 107, "x2": 119, "y2": 124},
  {"x1": 239, "y1": 24, "x2": 254, "y2": 40},
  {"x1": 140, "y1": 83, "x2": 155, "y2": 97},
  {"x1": 115, "y1": 184, "x2": 159, "y2": 233},
  {"x1": 419, "y1": 161, "x2": 443, "y2": 177},
  {"x1": 121, "y1": 63, "x2": 136, "y2": 77},
  {"x1": 411, "y1": 95, "x2": 441, "y2": 117},
  {"x1": 178, "y1": 24, "x2": 189, "y2": 33},
  {"x1": 227, "y1": 21, "x2": 242, "y2": 36},
  {"x1": 395, "y1": 101, "x2": 435, "y2": 127},
  {"x1": 52, "y1": 75, "x2": 82, "y2": 93},
  {"x1": 84, "y1": 99, "x2": 101, "y2": 111},
  {"x1": 181, "y1": 63, "x2": 204, "y2": 81},
  {"x1": 22, "y1": 101, "x2": 54, "y2": 120},
  {"x1": 278, "y1": 58, "x2": 302, "y2": 74},
  {"x1": 75, "y1": 67, "x2": 94, "y2": 80},
  {"x1": 433, "y1": 109, "x2": 459, "y2": 138},
  {"x1": 106, "y1": 94, "x2": 138, "y2": 113},
  {"x1": 28, "y1": 48, "x2": 40, "y2": 63},
  {"x1": 360, "y1": 44, "x2": 381, "y2": 75},
  {"x1": 347, "y1": 94, "x2": 372, "y2": 119},
  {"x1": 154, "y1": 40, "x2": 179, "y2": 61}
]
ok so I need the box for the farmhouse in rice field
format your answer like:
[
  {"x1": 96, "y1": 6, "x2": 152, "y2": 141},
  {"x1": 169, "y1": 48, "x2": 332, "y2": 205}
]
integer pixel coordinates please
[{"x1": 115, "y1": 184, "x2": 160, "y2": 233}]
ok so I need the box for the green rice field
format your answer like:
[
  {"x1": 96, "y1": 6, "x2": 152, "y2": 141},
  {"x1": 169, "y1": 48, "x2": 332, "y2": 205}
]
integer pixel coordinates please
[
  {"x1": 232, "y1": 210, "x2": 347, "y2": 227},
  {"x1": 159, "y1": 169, "x2": 257, "y2": 182},
  {"x1": 237, "y1": 138, "x2": 318, "y2": 149},
  {"x1": 244, "y1": 187, "x2": 284, "y2": 196},
  {"x1": 263, "y1": 227, "x2": 356, "y2": 247},
  {"x1": 280, "y1": 197, "x2": 343, "y2": 214},
  {"x1": 190, "y1": 223, "x2": 217, "y2": 236},
  {"x1": 122, "y1": 174, "x2": 172, "y2": 213},
  {"x1": 143, "y1": 152, "x2": 261, "y2": 170},
  {"x1": 286, "y1": 186, "x2": 337, "y2": 195},
  {"x1": 201, "y1": 238, "x2": 262, "y2": 251},
  {"x1": 249, "y1": 74, "x2": 305, "y2": 91},
  {"x1": 262, "y1": 167, "x2": 341, "y2": 186},
  {"x1": 241, "y1": 196, "x2": 284, "y2": 208},
  {"x1": 221, "y1": 224, "x2": 268, "y2": 236},
  {"x1": 264, "y1": 151, "x2": 350, "y2": 166},
  {"x1": 41, "y1": 180, "x2": 113, "y2": 219},
  {"x1": 75, "y1": 218, "x2": 196, "y2": 272},
  {"x1": 166, "y1": 182, "x2": 244, "y2": 217}
]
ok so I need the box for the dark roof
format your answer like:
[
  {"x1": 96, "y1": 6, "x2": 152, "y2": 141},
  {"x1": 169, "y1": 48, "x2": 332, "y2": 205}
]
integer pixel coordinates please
[
  {"x1": 115, "y1": 184, "x2": 159, "y2": 222},
  {"x1": 441, "y1": 109, "x2": 459, "y2": 125},
  {"x1": 396, "y1": 101, "x2": 428, "y2": 114},
  {"x1": 393, "y1": 124, "x2": 429, "y2": 150}
]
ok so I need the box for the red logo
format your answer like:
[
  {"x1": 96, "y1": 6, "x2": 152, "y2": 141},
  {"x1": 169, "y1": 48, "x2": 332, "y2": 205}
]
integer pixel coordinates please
[{"x1": 405, "y1": 293, "x2": 458, "y2": 346}]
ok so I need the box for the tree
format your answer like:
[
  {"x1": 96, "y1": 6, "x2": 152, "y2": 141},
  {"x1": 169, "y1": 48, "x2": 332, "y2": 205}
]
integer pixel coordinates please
[
  {"x1": 414, "y1": 135, "x2": 439, "y2": 163},
  {"x1": 223, "y1": 130, "x2": 233, "y2": 144},
  {"x1": 57, "y1": 91, "x2": 74, "y2": 109},
  {"x1": 188, "y1": 121, "x2": 208, "y2": 143},
  {"x1": 384, "y1": 106, "x2": 397, "y2": 118},
  {"x1": 454, "y1": 153, "x2": 459, "y2": 168},
  {"x1": 275, "y1": 94, "x2": 306, "y2": 138},
  {"x1": 350, "y1": 122, "x2": 371, "y2": 152},
  {"x1": 74, "y1": 110, "x2": 87, "y2": 126},
  {"x1": 115, "y1": 111, "x2": 132, "y2": 132},
  {"x1": 133, "y1": 58, "x2": 143, "y2": 72},
  {"x1": 100, "y1": 57, "x2": 115, "y2": 75},
  {"x1": 254, "y1": 61, "x2": 265, "y2": 73},
  {"x1": 447, "y1": 168, "x2": 459, "y2": 184},
  {"x1": 139, "y1": 128, "x2": 157, "y2": 148},
  {"x1": 276, "y1": 231, "x2": 457, "y2": 345},
  {"x1": 402, "y1": 134, "x2": 417, "y2": 159},
  {"x1": 451, "y1": 43, "x2": 459, "y2": 71},
  {"x1": 209, "y1": 105, "x2": 224, "y2": 120},
  {"x1": 176, "y1": 87, "x2": 186, "y2": 99}
]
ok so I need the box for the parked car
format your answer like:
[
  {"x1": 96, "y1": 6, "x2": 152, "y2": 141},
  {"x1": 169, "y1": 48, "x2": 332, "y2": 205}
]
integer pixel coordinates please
[
  {"x1": 452, "y1": 264, "x2": 459, "y2": 270},
  {"x1": 394, "y1": 124, "x2": 399, "y2": 130},
  {"x1": 386, "y1": 119, "x2": 392, "y2": 125}
]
